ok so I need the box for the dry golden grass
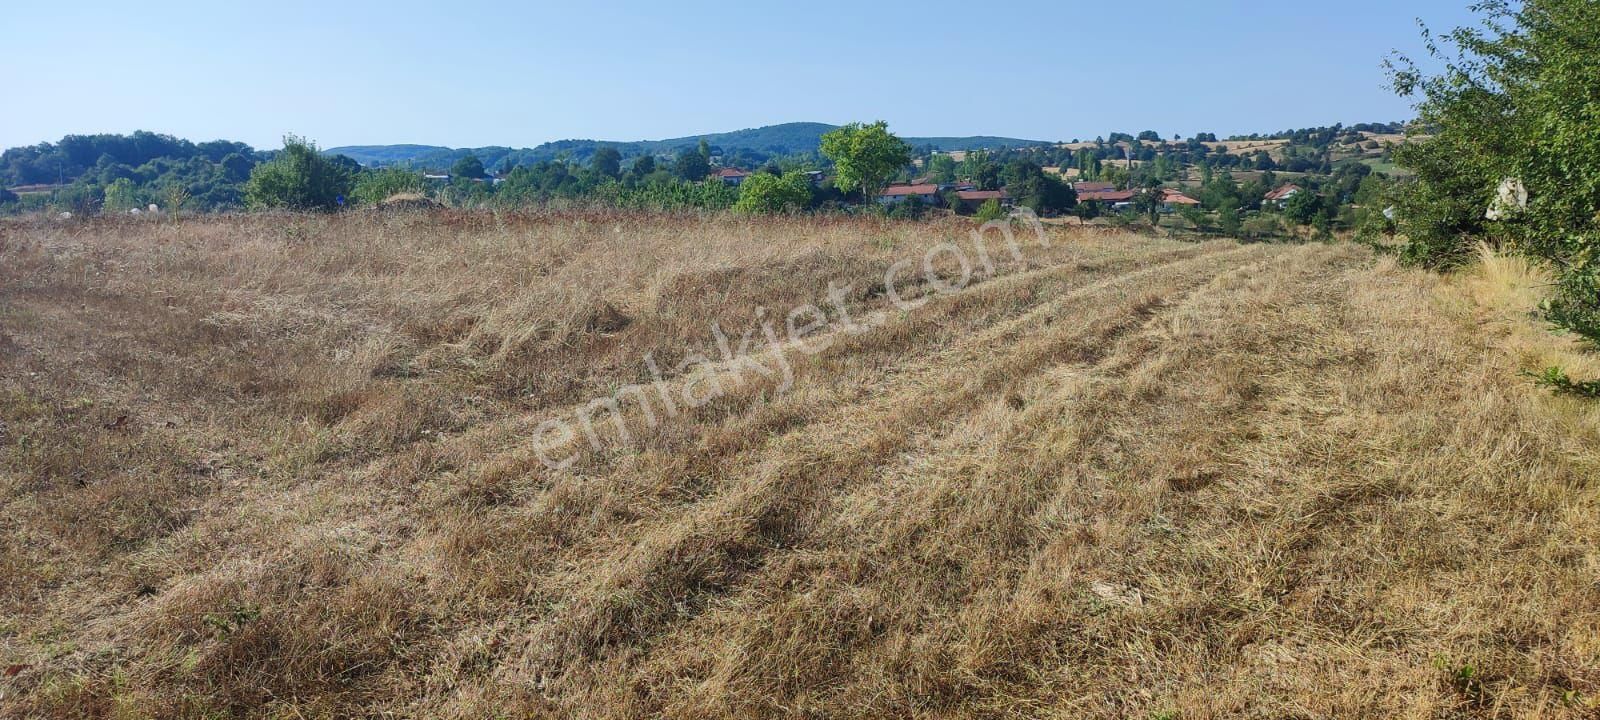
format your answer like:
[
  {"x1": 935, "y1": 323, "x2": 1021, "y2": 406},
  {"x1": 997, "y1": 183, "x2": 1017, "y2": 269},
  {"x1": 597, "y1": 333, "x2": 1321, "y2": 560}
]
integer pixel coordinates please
[{"x1": 2, "y1": 210, "x2": 1598, "y2": 718}]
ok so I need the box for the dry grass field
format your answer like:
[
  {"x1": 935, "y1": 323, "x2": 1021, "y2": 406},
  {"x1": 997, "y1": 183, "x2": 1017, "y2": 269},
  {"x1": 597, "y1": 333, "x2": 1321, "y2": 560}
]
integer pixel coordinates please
[{"x1": 2, "y1": 210, "x2": 1598, "y2": 718}]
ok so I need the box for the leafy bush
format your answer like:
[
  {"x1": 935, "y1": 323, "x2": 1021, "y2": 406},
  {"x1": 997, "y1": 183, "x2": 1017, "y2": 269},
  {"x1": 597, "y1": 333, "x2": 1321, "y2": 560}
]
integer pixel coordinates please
[
  {"x1": 734, "y1": 171, "x2": 812, "y2": 214},
  {"x1": 245, "y1": 136, "x2": 355, "y2": 211},
  {"x1": 1387, "y1": 0, "x2": 1600, "y2": 373}
]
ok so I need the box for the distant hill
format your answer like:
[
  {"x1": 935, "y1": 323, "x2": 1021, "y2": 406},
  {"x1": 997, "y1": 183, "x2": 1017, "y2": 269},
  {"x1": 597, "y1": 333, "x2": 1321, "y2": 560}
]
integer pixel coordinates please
[
  {"x1": 326, "y1": 122, "x2": 1049, "y2": 170},
  {"x1": 321, "y1": 144, "x2": 452, "y2": 165}
]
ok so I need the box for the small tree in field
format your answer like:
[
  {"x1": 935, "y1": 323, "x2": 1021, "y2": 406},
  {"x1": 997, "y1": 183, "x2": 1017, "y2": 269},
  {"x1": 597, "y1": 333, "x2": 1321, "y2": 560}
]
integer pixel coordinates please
[{"x1": 245, "y1": 135, "x2": 355, "y2": 211}]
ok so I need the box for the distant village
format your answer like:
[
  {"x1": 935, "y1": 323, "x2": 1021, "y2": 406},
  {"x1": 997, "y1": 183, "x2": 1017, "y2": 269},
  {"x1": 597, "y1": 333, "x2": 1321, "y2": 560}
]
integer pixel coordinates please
[{"x1": 415, "y1": 159, "x2": 1303, "y2": 216}]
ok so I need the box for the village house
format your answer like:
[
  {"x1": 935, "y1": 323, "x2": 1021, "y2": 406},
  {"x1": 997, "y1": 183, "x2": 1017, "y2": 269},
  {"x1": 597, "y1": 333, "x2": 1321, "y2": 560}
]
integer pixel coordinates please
[
  {"x1": 1160, "y1": 189, "x2": 1201, "y2": 211},
  {"x1": 954, "y1": 189, "x2": 1009, "y2": 212},
  {"x1": 714, "y1": 167, "x2": 750, "y2": 186},
  {"x1": 1074, "y1": 181, "x2": 1137, "y2": 209},
  {"x1": 1264, "y1": 184, "x2": 1303, "y2": 207},
  {"x1": 878, "y1": 183, "x2": 942, "y2": 205}
]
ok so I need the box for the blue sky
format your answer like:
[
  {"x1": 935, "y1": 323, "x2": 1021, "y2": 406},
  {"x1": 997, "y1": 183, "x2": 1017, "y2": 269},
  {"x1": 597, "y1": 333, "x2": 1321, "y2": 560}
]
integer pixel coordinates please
[{"x1": 1, "y1": 0, "x2": 1480, "y2": 151}]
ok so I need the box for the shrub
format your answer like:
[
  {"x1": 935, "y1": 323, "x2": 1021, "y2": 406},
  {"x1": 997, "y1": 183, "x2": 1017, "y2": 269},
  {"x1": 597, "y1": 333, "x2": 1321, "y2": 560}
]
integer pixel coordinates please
[
  {"x1": 1387, "y1": 0, "x2": 1600, "y2": 378},
  {"x1": 244, "y1": 135, "x2": 355, "y2": 211},
  {"x1": 734, "y1": 171, "x2": 812, "y2": 214}
]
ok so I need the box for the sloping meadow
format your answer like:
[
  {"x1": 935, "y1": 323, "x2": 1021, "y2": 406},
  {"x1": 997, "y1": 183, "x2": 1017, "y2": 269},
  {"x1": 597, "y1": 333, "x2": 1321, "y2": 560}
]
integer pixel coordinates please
[{"x1": 1, "y1": 210, "x2": 1597, "y2": 717}]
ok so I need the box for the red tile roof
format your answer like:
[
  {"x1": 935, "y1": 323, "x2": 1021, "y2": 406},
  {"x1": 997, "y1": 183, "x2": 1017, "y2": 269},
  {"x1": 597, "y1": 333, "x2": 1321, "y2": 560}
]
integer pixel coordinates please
[
  {"x1": 880, "y1": 183, "x2": 941, "y2": 197},
  {"x1": 956, "y1": 190, "x2": 1007, "y2": 201},
  {"x1": 1161, "y1": 189, "x2": 1201, "y2": 205},
  {"x1": 714, "y1": 167, "x2": 749, "y2": 178},
  {"x1": 1264, "y1": 184, "x2": 1302, "y2": 201},
  {"x1": 1079, "y1": 190, "x2": 1136, "y2": 203}
]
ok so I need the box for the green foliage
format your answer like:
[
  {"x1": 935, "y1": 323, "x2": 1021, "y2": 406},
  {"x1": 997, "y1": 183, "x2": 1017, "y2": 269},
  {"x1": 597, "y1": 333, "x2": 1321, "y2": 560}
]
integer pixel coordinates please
[
  {"x1": 974, "y1": 199, "x2": 1006, "y2": 222},
  {"x1": 962, "y1": 150, "x2": 1002, "y2": 190},
  {"x1": 1282, "y1": 189, "x2": 1323, "y2": 225},
  {"x1": 1388, "y1": 0, "x2": 1600, "y2": 362},
  {"x1": 926, "y1": 154, "x2": 958, "y2": 183},
  {"x1": 885, "y1": 197, "x2": 927, "y2": 220},
  {"x1": 734, "y1": 171, "x2": 813, "y2": 214},
  {"x1": 451, "y1": 154, "x2": 486, "y2": 180},
  {"x1": 1217, "y1": 199, "x2": 1242, "y2": 236},
  {"x1": 102, "y1": 178, "x2": 141, "y2": 212},
  {"x1": 591, "y1": 147, "x2": 622, "y2": 179},
  {"x1": 1240, "y1": 213, "x2": 1284, "y2": 240},
  {"x1": 1529, "y1": 366, "x2": 1600, "y2": 397},
  {"x1": 352, "y1": 167, "x2": 425, "y2": 205},
  {"x1": 1000, "y1": 159, "x2": 1076, "y2": 215},
  {"x1": 244, "y1": 136, "x2": 356, "y2": 211},
  {"x1": 1132, "y1": 187, "x2": 1164, "y2": 225},
  {"x1": 674, "y1": 148, "x2": 711, "y2": 181},
  {"x1": 0, "y1": 131, "x2": 255, "y2": 187},
  {"x1": 820, "y1": 121, "x2": 911, "y2": 201}
]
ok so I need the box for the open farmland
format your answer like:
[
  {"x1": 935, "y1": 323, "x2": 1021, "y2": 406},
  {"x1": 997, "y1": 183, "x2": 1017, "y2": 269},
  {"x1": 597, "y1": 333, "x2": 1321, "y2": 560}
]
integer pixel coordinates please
[{"x1": 2, "y1": 211, "x2": 1598, "y2": 718}]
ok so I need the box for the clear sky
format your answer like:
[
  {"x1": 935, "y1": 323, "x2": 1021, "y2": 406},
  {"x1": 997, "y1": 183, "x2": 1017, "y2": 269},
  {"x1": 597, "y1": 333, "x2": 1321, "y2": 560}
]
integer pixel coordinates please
[{"x1": 1, "y1": 0, "x2": 1480, "y2": 151}]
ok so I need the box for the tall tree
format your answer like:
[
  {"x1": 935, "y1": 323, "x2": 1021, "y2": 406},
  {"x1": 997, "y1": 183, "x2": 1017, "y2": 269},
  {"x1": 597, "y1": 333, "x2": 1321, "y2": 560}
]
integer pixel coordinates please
[
  {"x1": 674, "y1": 148, "x2": 711, "y2": 181},
  {"x1": 592, "y1": 147, "x2": 622, "y2": 179},
  {"x1": 819, "y1": 121, "x2": 911, "y2": 202}
]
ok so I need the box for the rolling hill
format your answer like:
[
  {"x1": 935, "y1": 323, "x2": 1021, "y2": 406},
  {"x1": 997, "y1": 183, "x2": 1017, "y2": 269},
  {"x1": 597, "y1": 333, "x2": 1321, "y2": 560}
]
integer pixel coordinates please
[{"x1": 325, "y1": 122, "x2": 1049, "y2": 169}]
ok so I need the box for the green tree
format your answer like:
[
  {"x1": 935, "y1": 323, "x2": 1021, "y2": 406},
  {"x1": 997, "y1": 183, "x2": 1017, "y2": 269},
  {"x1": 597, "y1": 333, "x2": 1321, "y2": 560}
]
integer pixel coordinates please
[
  {"x1": 244, "y1": 135, "x2": 355, "y2": 211},
  {"x1": 451, "y1": 154, "x2": 486, "y2": 180},
  {"x1": 734, "y1": 171, "x2": 813, "y2": 214},
  {"x1": 674, "y1": 148, "x2": 711, "y2": 181},
  {"x1": 1133, "y1": 187, "x2": 1164, "y2": 226},
  {"x1": 1386, "y1": 0, "x2": 1600, "y2": 385},
  {"x1": 1217, "y1": 199, "x2": 1242, "y2": 236},
  {"x1": 1282, "y1": 190, "x2": 1322, "y2": 225},
  {"x1": 819, "y1": 121, "x2": 911, "y2": 202},
  {"x1": 592, "y1": 147, "x2": 622, "y2": 179},
  {"x1": 961, "y1": 150, "x2": 1003, "y2": 190},
  {"x1": 1001, "y1": 159, "x2": 1076, "y2": 215},
  {"x1": 926, "y1": 154, "x2": 958, "y2": 183},
  {"x1": 630, "y1": 155, "x2": 656, "y2": 176}
]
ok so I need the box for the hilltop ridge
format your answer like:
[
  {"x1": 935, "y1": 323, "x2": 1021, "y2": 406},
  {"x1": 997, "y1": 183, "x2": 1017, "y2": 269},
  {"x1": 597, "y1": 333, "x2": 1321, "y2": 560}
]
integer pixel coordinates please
[{"x1": 324, "y1": 121, "x2": 1049, "y2": 168}]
